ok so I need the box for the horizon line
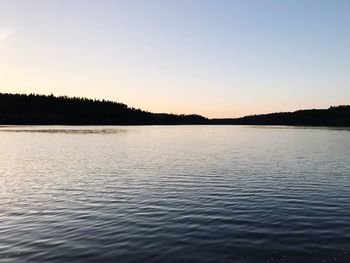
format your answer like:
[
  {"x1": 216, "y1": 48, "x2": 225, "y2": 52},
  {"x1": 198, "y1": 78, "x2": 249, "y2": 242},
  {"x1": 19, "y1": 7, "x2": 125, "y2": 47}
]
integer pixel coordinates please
[{"x1": 1, "y1": 92, "x2": 347, "y2": 120}]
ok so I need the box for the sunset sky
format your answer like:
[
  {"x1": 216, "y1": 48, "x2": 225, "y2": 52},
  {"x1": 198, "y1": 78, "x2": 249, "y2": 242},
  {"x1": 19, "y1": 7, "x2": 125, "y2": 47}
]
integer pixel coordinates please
[{"x1": 0, "y1": 0, "x2": 349, "y2": 118}]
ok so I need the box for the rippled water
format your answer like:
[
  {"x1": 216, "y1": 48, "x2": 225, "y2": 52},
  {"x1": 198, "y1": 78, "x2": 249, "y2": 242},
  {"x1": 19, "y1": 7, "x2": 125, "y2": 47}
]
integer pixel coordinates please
[{"x1": 1, "y1": 126, "x2": 349, "y2": 262}]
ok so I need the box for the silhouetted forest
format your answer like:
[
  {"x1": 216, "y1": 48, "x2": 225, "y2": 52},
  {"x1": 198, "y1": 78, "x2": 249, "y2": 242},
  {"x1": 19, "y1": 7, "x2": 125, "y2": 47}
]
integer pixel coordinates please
[
  {"x1": 212, "y1": 107, "x2": 350, "y2": 126},
  {"x1": 0, "y1": 93, "x2": 208, "y2": 125},
  {"x1": 0, "y1": 93, "x2": 349, "y2": 126}
]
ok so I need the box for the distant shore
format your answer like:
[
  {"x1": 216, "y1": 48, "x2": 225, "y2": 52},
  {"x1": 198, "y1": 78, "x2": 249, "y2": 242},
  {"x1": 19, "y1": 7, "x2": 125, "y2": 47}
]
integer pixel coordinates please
[{"x1": 1, "y1": 93, "x2": 349, "y2": 127}]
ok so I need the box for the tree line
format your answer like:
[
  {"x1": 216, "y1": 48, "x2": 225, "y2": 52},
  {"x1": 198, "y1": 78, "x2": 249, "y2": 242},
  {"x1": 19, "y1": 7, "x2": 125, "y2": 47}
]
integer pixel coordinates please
[
  {"x1": 0, "y1": 93, "x2": 209, "y2": 125},
  {"x1": 212, "y1": 106, "x2": 350, "y2": 126},
  {"x1": 0, "y1": 93, "x2": 349, "y2": 126}
]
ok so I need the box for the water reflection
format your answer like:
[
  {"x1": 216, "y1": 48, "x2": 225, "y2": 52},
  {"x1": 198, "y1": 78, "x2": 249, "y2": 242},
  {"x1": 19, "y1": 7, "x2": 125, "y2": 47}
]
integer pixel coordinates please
[
  {"x1": 0, "y1": 126, "x2": 130, "y2": 134},
  {"x1": 0, "y1": 126, "x2": 349, "y2": 262}
]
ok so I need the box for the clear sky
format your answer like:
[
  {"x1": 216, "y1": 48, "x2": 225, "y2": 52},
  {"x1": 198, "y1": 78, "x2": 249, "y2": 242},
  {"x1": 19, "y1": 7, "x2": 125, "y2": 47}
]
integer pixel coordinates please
[{"x1": 0, "y1": 0, "x2": 349, "y2": 118}]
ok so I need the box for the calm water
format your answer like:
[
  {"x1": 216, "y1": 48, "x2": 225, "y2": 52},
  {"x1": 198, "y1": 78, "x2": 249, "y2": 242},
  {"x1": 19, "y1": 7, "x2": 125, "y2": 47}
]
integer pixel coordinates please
[{"x1": 0, "y1": 126, "x2": 349, "y2": 262}]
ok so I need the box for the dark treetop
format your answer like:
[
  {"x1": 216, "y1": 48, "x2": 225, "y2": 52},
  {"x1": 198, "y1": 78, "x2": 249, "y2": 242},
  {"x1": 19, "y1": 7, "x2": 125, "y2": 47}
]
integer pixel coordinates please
[{"x1": 0, "y1": 93, "x2": 349, "y2": 126}]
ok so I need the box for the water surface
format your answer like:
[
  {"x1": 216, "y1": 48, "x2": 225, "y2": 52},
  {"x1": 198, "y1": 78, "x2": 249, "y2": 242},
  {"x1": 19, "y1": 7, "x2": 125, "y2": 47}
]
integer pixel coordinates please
[{"x1": 0, "y1": 126, "x2": 349, "y2": 262}]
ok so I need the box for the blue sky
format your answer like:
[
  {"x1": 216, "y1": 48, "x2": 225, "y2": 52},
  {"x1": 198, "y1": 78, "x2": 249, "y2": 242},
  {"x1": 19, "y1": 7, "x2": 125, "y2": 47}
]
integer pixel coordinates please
[{"x1": 0, "y1": 0, "x2": 349, "y2": 117}]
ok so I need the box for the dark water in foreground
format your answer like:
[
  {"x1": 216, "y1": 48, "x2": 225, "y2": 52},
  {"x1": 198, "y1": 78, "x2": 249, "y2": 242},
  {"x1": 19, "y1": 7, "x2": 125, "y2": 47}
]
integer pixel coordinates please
[{"x1": 0, "y1": 126, "x2": 349, "y2": 262}]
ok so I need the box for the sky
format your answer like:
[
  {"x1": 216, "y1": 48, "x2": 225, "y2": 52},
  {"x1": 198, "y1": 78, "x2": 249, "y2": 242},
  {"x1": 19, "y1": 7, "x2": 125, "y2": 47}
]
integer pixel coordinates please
[{"x1": 0, "y1": 0, "x2": 349, "y2": 118}]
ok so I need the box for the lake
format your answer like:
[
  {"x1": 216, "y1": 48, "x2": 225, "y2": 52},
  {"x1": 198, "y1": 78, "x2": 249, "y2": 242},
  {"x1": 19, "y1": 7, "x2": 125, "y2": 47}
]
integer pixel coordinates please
[{"x1": 0, "y1": 125, "x2": 349, "y2": 262}]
